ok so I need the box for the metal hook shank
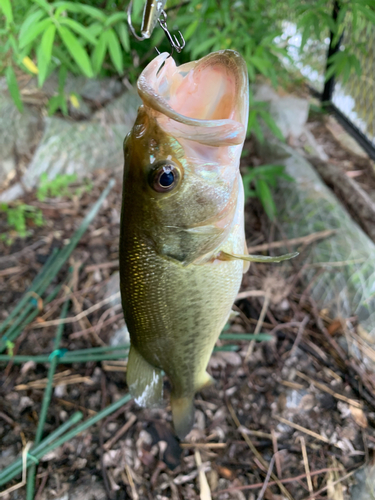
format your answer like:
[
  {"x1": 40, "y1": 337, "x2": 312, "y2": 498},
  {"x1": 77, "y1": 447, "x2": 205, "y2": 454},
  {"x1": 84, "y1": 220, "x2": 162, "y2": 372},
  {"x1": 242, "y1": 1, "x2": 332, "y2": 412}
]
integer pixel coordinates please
[{"x1": 127, "y1": 0, "x2": 167, "y2": 41}]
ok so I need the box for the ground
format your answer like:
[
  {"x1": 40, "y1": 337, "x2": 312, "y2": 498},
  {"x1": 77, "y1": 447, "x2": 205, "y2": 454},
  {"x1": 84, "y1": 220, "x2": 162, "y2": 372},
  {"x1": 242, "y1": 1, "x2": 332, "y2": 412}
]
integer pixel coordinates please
[{"x1": 1, "y1": 115, "x2": 375, "y2": 499}]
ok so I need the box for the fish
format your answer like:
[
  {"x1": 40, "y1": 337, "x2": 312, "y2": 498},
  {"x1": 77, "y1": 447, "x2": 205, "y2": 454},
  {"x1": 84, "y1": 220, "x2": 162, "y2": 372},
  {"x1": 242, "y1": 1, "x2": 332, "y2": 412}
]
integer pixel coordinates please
[{"x1": 119, "y1": 50, "x2": 296, "y2": 438}]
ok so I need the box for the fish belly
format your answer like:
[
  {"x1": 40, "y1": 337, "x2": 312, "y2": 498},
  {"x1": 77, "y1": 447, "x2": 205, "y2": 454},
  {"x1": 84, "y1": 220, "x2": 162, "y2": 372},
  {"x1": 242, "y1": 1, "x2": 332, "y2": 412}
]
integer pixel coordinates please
[{"x1": 120, "y1": 233, "x2": 243, "y2": 399}]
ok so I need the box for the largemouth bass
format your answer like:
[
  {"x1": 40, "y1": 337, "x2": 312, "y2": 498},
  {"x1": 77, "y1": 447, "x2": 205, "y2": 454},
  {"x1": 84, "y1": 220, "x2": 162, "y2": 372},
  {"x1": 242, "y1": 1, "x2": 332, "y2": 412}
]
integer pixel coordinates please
[{"x1": 120, "y1": 50, "x2": 295, "y2": 438}]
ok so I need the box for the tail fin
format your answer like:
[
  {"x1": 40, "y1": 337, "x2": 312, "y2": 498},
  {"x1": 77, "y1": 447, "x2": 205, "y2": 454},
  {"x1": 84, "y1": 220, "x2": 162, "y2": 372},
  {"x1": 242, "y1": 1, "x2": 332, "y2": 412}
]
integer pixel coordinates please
[
  {"x1": 127, "y1": 345, "x2": 163, "y2": 408},
  {"x1": 170, "y1": 395, "x2": 195, "y2": 440}
]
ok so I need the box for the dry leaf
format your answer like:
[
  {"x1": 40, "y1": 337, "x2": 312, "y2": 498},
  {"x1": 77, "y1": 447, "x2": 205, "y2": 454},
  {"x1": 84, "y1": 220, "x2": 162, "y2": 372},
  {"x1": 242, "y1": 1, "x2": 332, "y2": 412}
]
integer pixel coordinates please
[
  {"x1": 327, "y1": 470, "x2": 344, "y2": 500},
  {"x1": 349, "y1": 405, "x2": 368, "y2": 428},
  {"x1": 327, "y1": 319, "x2": 342, "y2": 335}
]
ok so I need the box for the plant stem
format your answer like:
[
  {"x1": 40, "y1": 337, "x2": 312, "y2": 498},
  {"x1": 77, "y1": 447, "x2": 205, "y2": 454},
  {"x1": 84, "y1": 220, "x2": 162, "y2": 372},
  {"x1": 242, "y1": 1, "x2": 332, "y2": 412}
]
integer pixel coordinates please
[
  {"x1": 26, "y1": 299, "x2": 70, "y2": 500},
  {"x1": 0, "y1": 394, "x2": 130, "y2": 487},
  {"x1": 0, "y1": 412, "x2": 83, "y2": 486}
]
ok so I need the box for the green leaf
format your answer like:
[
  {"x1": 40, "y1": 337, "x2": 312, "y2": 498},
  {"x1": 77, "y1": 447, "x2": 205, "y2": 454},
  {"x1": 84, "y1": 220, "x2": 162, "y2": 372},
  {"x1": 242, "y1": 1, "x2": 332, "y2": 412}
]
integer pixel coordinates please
[
  {"x1": 58, "y1": 26, "x2": 94, "y2": 78},
  {"x1": 0, "y1": 0, "x2": 13, "y2": 24},
  {"x1": 6, "y1": 66, "x2": 23, "y2": 112},
  {"x1": 59, "y1": 18, "x2": 98, "y2": 45},
  {"x1": 256, "y1": 178, "x2": 276, "y2": 220},
  {"x1": 33, "y1": 0, "x2": 52, "y2": 12},
  {"x1": 357, "y1": 4, "x2": 375, "y2": 25},
  {"x1": 92, "y1": 31, "x2": 107, "y2": 75},
  {"x1": 105, "y1": 29, "x2": 123, "y2": 74},
  {"x1": 19, "y1": 18, "x2": 52, "y2": 49},
  {"x1": 58, "y1": 64, "x2": 67, "y2": 92},
  {"x1": 300, "y1": 23, "x2": 311, "y2": 52},
  {"x1": 249, "y1": 56, "x2": 269, "y2": 76},
  {"x1": 19, "y1": 9, "x2": 45, "y2": 42},
  {"x1": 48, "y1": 95, "x2": 62, "y2": 115},
  {"x1": 104, "y1": 12, "x2": 126, "y2": 28},
  {"x1": 54, "y1": 2, "x2": 106, "y2": 21},
  {"x1": 116, "y1": 22, "x2": 130, "y2": 52},
  {"x1": 74, "y1": 3, "x2": 106, "y2": 22},
  {"x1": 260, "y1": 110, "x2": 284, "y2": 142},
  {"x1": 191, "y1": 37, "x2": 216, "y2": 58},
  {"x1": 184, "y1": 19, "x2": 199, "y2": 41},
  {"x1": 38, "y1": 24, "x2": 56, "y2": 87}
]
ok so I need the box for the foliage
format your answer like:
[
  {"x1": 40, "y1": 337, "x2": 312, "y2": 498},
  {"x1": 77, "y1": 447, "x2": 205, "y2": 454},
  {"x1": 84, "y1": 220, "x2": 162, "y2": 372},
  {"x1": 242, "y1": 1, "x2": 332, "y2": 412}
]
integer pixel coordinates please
[
  {"x1": 242, "y1": 165, "x2": 294, "y2": 220},
  {"x1": 294, "y1": 0, "x2": 375, "y2": 85},
  {"x1": 37, "y1": 172, "x2": 93, "y2": 200},
  {"x1": 37, "y1": 172, "x2": 76, "y2": 200},
  {"x1": 0, "y1": 202, "x2": 44, "y2": 243},
  {"x1": 1, "y1": 0, "x2": 375, "y2": 127}
]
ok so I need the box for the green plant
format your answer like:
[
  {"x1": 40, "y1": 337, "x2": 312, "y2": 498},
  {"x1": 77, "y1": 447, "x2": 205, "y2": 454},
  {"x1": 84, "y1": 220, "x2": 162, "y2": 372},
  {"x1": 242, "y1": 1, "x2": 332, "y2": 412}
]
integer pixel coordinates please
[
  {"x1": 295, "y1": 0, "x2": 375, "y2": 85},
  {"x1": 0, "y1": 0, "x2": 137, "y2": 112},
  {"x1": 242, "y1": 164, "x2": 294, "y2": 220},
  {"x1": 37, "y1": 173, "x2": 93, "y2": 200},
  {"x1": 37, "y1": 172, "x2": 77, "y2": 200},
  {"x1": 0, "y1": 202, "x2": 44, "y2": 243}
]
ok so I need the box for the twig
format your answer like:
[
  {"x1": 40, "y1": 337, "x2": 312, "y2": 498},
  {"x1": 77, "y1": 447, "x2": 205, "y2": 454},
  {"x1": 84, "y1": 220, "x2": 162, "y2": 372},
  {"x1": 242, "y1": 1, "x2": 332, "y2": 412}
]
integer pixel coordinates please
[
  {"x1": 85, "y1": 261, "x2": 119, "y2": 272},
  {"x1": 235, "y1": 290, "x2": 266, "y2": 300},
  {"x1": 100, "y1": 373, "x2": 113, "y2": 500},
  {"x1": 195, "y1": 450, "x2": 212, "y2": 500},
  {"x1": 271, "y1": 430, "x2": 282, "y2": 479},
  {"x1": 299, "y1": 436, "x2": 313, "y2": 494},
  {"x1": 227, "y1": 403, "x2": 294, "y2": 500},
  {"x1": 180, "y1": 443, "x2": 227, "y2": 449},
  {"x1": 247, "y1": 230, "x2": 337, "y2": 253},
  {"x1": 274, "y1": 416, "x2": 330, "y2": 443},
  {"x1": 295, "y1": 371, "x2": 363, "y2": 408},
  {"x1": 289, "y1": 316, "x2": 309, "y2": 356},
  {"x1": 214, "y1": 468, "x2": 341, "y2": 496},
  {"x1": 256, "y1": 454, "x2": 276, "y2": 500},
  {"x1": 30, "y1": 292, "x2": 121, "y2": 329},
  {"x1": 104, "y1": 414, "x2": 137, "y2": 451},
  {"x1": 125, "y1": 464, "x2": 139, "y2": 500},
  {"x1": 0, "y1": 266, "x2": 26, "y2": 277},
  {"x1": 245, "y1": 292, "x2": 270, "y2": 361},
  {"x1": 0, "y1": 442, "x2": 32, "y2": 497},
  {"x1": 69, "y1": 312, "x2": 123, "y2": 339},
  {"x1": 301, "y1": 468, "x2": 358, "y2": 500}
]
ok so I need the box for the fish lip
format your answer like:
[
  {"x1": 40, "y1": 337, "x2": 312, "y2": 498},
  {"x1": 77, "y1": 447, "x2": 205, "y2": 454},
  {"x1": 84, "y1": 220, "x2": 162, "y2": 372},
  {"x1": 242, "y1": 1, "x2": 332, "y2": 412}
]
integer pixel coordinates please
[{"x1": 137, "y1": 50, "x2": 249, "y2": 139}]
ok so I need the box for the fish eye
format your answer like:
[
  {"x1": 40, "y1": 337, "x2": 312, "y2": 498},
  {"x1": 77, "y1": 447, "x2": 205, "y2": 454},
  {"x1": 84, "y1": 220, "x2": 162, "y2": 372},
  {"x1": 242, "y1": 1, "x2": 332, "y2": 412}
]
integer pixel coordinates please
[{"x1": 149, "y1": 161, "x2": 181, "y2": 193}]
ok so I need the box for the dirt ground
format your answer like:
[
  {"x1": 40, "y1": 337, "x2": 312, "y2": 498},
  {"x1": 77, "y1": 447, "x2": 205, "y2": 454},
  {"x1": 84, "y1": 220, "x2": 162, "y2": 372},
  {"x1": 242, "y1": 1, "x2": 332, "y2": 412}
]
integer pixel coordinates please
[{"x1": 1, "y1": 117, "x2": 375, "y2": 499}]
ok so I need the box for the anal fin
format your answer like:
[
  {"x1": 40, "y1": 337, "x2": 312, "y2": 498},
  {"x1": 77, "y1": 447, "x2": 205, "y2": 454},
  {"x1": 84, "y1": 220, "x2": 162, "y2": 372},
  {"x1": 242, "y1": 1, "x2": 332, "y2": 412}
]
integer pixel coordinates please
[{"x1": 127, "y1": 345, "x2": 163, "y2": 408}]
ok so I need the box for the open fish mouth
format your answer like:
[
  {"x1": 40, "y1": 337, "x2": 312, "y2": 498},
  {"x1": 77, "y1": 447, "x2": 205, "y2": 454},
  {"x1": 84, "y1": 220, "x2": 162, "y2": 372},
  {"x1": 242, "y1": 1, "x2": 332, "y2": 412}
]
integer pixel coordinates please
[{"x1": 137, "y1": 50, "x2": 249, "y2": 147}]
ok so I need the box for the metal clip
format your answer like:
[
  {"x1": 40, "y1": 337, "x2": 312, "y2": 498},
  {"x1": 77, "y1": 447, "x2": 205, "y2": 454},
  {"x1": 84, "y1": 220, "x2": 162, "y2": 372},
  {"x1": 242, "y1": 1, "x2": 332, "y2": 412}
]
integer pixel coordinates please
[
  {"x1": 127, "y1": 0, "x2": 185, "y2": 55},
  {"x1": 127, "y1": 0, "x2": 167, "y2": 41}
]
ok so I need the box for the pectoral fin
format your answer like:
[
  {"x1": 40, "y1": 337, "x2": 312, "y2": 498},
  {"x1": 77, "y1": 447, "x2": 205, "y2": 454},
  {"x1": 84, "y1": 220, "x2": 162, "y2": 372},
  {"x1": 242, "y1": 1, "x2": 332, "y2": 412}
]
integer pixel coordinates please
[
  {"x1": 243, "y1": 241, "x2": 250, "y2": 273},
  {"x1": 127, "y1": 345, "x2": 163, "y2": 408},
  {"x1": 219, "y1": 251, "x2": 299, "y2": 263}
]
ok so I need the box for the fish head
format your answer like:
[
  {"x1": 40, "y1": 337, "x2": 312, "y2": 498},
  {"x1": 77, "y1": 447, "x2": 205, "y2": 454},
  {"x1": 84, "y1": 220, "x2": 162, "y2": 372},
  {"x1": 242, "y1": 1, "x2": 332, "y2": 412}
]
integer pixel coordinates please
[{"x1": 123, "y1": 50, "x2": 249, "y2": 264}]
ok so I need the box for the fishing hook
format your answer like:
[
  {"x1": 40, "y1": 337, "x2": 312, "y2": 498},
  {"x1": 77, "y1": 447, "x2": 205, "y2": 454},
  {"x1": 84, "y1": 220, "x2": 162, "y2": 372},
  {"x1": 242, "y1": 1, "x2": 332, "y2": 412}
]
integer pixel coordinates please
[{"x1": 158, "y1": 10, "x2": 185, "y2": 54}]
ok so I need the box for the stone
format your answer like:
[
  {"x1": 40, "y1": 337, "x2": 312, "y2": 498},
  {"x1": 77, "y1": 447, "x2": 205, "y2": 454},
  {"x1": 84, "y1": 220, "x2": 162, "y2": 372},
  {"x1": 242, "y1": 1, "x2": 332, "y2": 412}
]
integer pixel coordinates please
[
  {"x1": 21, "y1": 90, "x2": 140, "y2": 191},
  {"x1": 110, "y1": 325, "x2": 130, "y2": 347},
  {"x1": 0, "y1": 86, "x2": 42, "y2": 191},
  {"x1": 253, "y1": 83, "x2": 309, "y2": 139}
]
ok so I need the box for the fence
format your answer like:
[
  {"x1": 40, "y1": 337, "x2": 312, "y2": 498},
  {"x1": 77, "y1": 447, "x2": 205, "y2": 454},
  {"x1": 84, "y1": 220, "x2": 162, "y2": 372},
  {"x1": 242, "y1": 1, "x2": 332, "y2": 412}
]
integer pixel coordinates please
[{"x1": 320, "y1": 2, "x2": 375, "y2": 160}]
